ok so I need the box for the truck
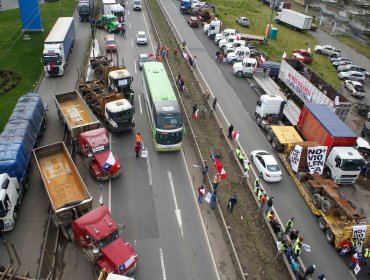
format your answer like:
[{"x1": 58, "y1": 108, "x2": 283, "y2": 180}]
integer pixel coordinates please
[
  {"x1": 180, "y1": 0, "x2": 191, "y2": 13},
  {"x1": 275, "y1": 9, "x2": 313, "y2": 31},
  {"x1": 132, "y1": 0, "x2": 142, "y2": 10},
  {"x1": 54, "y1": 91, "x2": 121, "y2": 180},
  {"x1": 98, "y1": 14, "x2": 123, "y2": 33},
  {"x1": 33, "y1": 142, "x2": 138, "y2": 275},
  {"x1": 79, "y1": 56, "x2": 136, "y2": 132},
  {"x1": 224, "y1": 40, "x2": 247, "y2": 54},
  {"x1": 214, "y1": 28, "x2": 236, "y2": 44},
  {"x1": 0, "y1": 92, "x2": 46, "y2": 231},
  {"x1": 232, "y1": 57, "x2": 257, "y2": 77},
  {"x1": 78, "y1": 0, "x2": 94, "y2": 22},
  {"x1": 42, "y1": 17, "x2": 75, "y2": 76},
  {"x1": 102, "y1": 0, "x2": 117, "y2": 15},
  {"x1": 227, "y1": 46, "x2": 251, "y2": 64},
  {"x1": 253, "y1": 101, "x2": 369, "y2": 248},
  {"x1": 110, "y1": 4, "x2": 125, "y2": 23},
  {"x1": 207, "y1": 19, "x2": 222, "y2": 39}
]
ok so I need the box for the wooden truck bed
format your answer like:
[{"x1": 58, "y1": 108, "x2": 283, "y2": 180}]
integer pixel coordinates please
[{"x1": 34, "y1": 142, "x2": 91, "y2": 211}]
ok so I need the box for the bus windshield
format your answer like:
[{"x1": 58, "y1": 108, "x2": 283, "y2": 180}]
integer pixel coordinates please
[
  {"x1": 156, "y1": 113, "x2": 182, "y2": 129},
  {"x1": 156, "y1": 131, "x2": 182, "y2": 145}
]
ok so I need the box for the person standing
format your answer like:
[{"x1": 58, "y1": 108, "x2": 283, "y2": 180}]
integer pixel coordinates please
[
  {"x1": 210, "y1": 191, "x2": 217, "y2": 209},
  {"x1": 265, "y1": 196, "x2": 274, "y2": 214},
  {"x1": 182, "y1": 40, "x2": 186, "y2": 51},
  {"x1": 254, "y1": 177, "x2": 261, "y2": 194},
  {"x1": 294, "y1": 243, "x2": 302, "y2": 258},
  {"x1": 197, "y1": 185, "x2": 206, "y2": 203},
  {"x1": 304, "y1": 264, "x2": 316, "y2": 278},
  {"x1": 339, "y1": 238, "x2": 352, "y2": 256},
  {"x1": 257, "y1": 194, "x2": 267, "y2": 215},
  {"x1": 173, "y1": 48, "x2": 178, "y2": 56},
  {"x1": 134, "y1": 142, "x2": 140, "y2": 158},
  {"x1": 243, "y1": 159, "x2": 251, "y2": 178},
  {"x1": 212, "y1": 97, "x2": 217, "y2": 111},
  {"x1": 193, "y1": 56, "x2": 197, "y2": 67},
  {"x1": 289, "y1": 229, "x2": 299, "y2": 241},
  {"x1": 213, "y1": 173, "x2": 221, "y2": 190},
  {"x1": 266, "y1": 210, "x2": 275, "y2": 222},
  {"x1": 227, "y1": 193, "x2": 237, "y2": 212},
  {"x1": 285, "y1": 217, "x2": 295, "y2": 234},
  {"x1": 216, "y1": 50, "x2": 220, "y2": 61},
  {"x1": 192, "y1": 104, "x2": 198, "y2": 118},
  {"x1": 203, "y1": 89, "x2": 210, "y2": 101},
  {"x1": 136, "y1": 133, "x2": 142, "y2": 147},
  {"x1": 202, "y1": 165, "x2": 209, "y2": 182},
  {"x1": 228, "y1": 124, "x2": 234, "y2": 139},
  {"x1": 290, "y1": 258, "x2": 299, "y2": 279}
]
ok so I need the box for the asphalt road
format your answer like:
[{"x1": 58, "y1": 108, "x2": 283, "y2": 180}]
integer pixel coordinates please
[
  {"x1": 1, "y1": 6, "x2": 219, "y2": 280},
  {"x1": 159, "y1": 0, "x2": 369, "y2": 278}
]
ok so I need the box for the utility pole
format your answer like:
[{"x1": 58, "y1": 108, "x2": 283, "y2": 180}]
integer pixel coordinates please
[{"x1": 265, "y1": 0, "x2": 276, "y2": 44}]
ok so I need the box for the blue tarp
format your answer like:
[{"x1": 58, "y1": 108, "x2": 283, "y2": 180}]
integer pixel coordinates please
[
  {"x1": 305, "y1": 104, "x2": 356, "y2": 138},
  {"x1": 0, "y1": 92, "x2": 45, "y2": 183}
]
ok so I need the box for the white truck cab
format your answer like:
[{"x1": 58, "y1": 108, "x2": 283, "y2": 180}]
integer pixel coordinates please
[
  {"x1": 225, "y1": 40, "x2": 246, "y2": 54},
  {"x1": 207, "y1": 20, "x2": 222, "y2": 39},
  {"x1": 214, "y1": 28, "x2": 236, "y2": 44},
  {"x1": 0, "y1": 174, "x2": 23, "y2": 231},
  {"x1": 219, "y1": 35, "x2": 237, "y2": 50},
  {"x1": 324, "y1": 147, "x2": 365, "y2": 184},
  {"x1": 255, "y1": 94, "x2": 285, "y2": 119},
  {"x1": 132, "y1": 0, "x2": 142, "y2": 10},
  {"x1": 232, "y1": 57, "x2": 257, "y2": 77},
  {"x1": 227, "y1": 46, "x2": 251, "y2": 63}
]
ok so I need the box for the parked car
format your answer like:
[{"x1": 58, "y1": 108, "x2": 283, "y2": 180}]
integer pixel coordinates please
[
  {"x1": 236, "y1": 17, "x2": 250, "y2": 27},
  {"x1": 136, "y1": 31, "x2": 148, "y2": 45},
  {"x1": 104, "y1": 34, "x2": 117, "y2": 53},
  {"x1": 292, "y1": 49, "x2": 313, "y2": 63},
  {"x1": 330, "y1": 56, "x2": 350, "y2": 63},
  {"x1": 338, "y1": 71, "x2": 366, "y2": 82},
  {"x1": 137, "y1": 53, "x2": 154, "y2": 70},
  {"x1": 188, "y1": 16, "x2": 200, "y2": 27},
  {"x1": 344, "y1": 80, "x2": 366, "y2": 98},
  {"x1": 338, "y1": 64, "x2": 369, "y2": 77},
  {"x1": 314, "y1": 45, "x2": 341, "y2": 57},
  {"x1": 332, "y1": 59, "x2": 352, "y2": 68},
  {"x1": 250, "y1": 150, "x2": 283, "y2": 182}
]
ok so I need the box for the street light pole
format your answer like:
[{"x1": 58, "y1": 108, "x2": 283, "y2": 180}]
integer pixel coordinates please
[{"x1": 265, "y1": 0, "x2": 276, "y2": 44}]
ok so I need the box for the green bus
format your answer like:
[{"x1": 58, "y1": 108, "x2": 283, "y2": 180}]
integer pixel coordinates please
[{"x1": 142, "y1": 62, "x2": 184, "y2": 151}]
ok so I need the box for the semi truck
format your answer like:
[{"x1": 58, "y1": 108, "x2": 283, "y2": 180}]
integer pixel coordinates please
[
  {"x1": 0, "y1": 92, "x2": 46, "y2": 231},
  {"x1": 275, "y1": 9, "x2": 313, "y2": 31},
  {"x1": 42, "y1": 17, "x2": 75, "y2": 76},
  {"x1": 33, "y1": 142, "x2": 138, "y2": 275},
  {"x1": 78, "y1": 0, "x2": 94, "y2": 22},
  {"x1": 227, "y1": 46, "x2": 251, "y2": 64},
  {"x1": 102, "y1": 0, "x2": 117, "y2": 15}
]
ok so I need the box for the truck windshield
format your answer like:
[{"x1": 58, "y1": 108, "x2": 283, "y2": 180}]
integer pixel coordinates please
[
  {"x1": 43, "y1": 55, "x2": 61, "y2": 65},
  {"x1": 91, "y1": 144, "x2": 110, "y2": 154},
  {"x1": 113, "y1": 11, "x2": 124, "y2": 17},
  {"x1": 114, "y1": 78, "x2": 131, "y2": 89},
  {"x1": 79, "y1": 6, "x2": 90, "y2": 13},
  {"x1": 134, "y1": 1, "x2": 141, "y2": 5},
  {"x1": 97, "y1": 230, "x2": 119, "y2": 248},
  {"x1": 108, "y1": 108, "x2": 134, "y2": 122},
  {"x1": 341, "y1": 159, "x2": 365, "y2": 171}
]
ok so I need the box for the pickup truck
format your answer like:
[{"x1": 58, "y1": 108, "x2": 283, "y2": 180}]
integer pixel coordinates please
[
  {"x1": 314, "y1": 45, "x2": 341, "y2": 57},
  {"x1": 292, "y1": 49, "x2": 313, "y2": 64}
]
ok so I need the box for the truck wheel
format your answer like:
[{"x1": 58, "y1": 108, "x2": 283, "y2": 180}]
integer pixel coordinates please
[
  {"x1": 267, "y1": 130, "x2": 274, "y2": 141},
  {"x1": 323, "y1": 167, "x2": 331, "y2": 179},
  {"x1": 256, "y1": 116, "x2": 262, "y2": 126},
  {"x1": 272, "y1": 137, "x2": 279, "y2": 150},
  {"x1": 231, "y1": 59, "x2": 237, "y2": 65},
  {"x1": 318, "y1": 217, "x2": 327, "y2": 230},
  {"x1": 325, "y1": 228, "x2": 335, "y2": 243},
  {"x1": 236, "y1": 71, "x2": 244, "y2": 78},
  {"x1": 13, "y1": 209, "x2": 19, "y2": 222},
  {"x1": 108, "y1": 28, "x2": 112, "y2": 33},
  {"x1": 312, "y1": 193, "x2": 322, "y2": 209},
  {"x1": 321, "y1": 200, "x2": 332, "y2": 215}
]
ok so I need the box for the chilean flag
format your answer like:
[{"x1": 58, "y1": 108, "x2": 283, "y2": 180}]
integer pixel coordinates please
[
  {"x1": 236, "y1": 34, "x2": 241, "y2": 40},
  {"x1": 47, "y1": 62, "x2": 53, "y2": 72},
  {"x1": 193, "y1": 108, "x2": 199, "y2": 121},
  {"x1": 211, "y1": 152, "x2": 227, "y2": 179},
  {"x1": 102, "y1": 152, "x2": 116, "y2": 171},
  {"x1": 260, "y1": 54, "x2": 266, "y2": 64},
  {"x1": 232, "y1": 131, "x2": 240, "y2": 140}
]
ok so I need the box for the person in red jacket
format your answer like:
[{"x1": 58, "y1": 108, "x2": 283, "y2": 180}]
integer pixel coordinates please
[
  {"x1": 197, "y1": 185, "x2": 206, "y2": 203},
  {"x1": 339, "y1": 238, "x2": 352, "y2": 256},
  {"x1": 134, "y1": 143, "x2": 140, "y2": 158}
]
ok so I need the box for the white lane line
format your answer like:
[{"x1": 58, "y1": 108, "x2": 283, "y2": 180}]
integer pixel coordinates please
[
  {"x1": 131, "y1": 38, "x2": 133, "y2": 47},
  {"x1": 167, "y1": 170, "x2": 183, "y2": 237},
  {"x1": 134, "y1": 59, "x2": 137, "y2": 74},
  {"x1": 109, "y1": 133, "x2": 112, "y2": 212},
  {"x1": 159, "y1": 248, "x2": 167, "y2": 280},
  {"x1": 129, "y1": 22, "x2": 132, "y2": 29},
  {"x1": 127, "y1": 10, "x2": 129, "y2": 16},
  {"x1": 181, "y1": 150, "x2": 221, "y2": 280},
  {"x1": 146, "y1": 147, "x2": 152, "y2": 186},
  {"x1": 142, "y1": 5, "x2": 155, "y2": 52},
  {"x1": 138, "y1": 94, "x2": 143, "y2": 114}
]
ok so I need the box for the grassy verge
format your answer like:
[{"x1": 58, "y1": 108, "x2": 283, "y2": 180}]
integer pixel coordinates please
[
  {"x1": 336, "y1": 35, "x2": 370, "y2": 59},
  {"x1": 0, "y1": 0, "x2": 77, "y2": 131},
  {"x1": 146, "y1": 0, "x2": 291, "y2": 278}
]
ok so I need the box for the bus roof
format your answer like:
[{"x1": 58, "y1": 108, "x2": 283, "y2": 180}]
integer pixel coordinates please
[{"x1": 143, "y1": 62, "x2": 177, "y2": 102}]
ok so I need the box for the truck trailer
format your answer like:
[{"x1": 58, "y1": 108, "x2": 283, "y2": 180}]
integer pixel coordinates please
[
  {"x1": 42, "y1": 17, "x2": 75, "y2": 76},
  {"x1": 275, "y1": 9, "x2": 313, "y2": 31},
  {"x1": 0, "y1": 92, "x2": 46, "y2": 231}
]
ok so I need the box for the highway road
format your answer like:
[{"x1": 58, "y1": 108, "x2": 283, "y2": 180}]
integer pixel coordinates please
[
  {"x1": 159, "y1": 0, "x2": 369, "y2": 278},
  {"x1": 1, "y1": 4, "x2": 221, "y2": 280}
]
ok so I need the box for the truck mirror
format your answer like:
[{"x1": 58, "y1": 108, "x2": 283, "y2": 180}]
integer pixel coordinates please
[
  {"x1": 118, "y1": 223, "x2": 126, "y2": 232},
  {"x1": 256, "y1": 100, "x2": 261, "y2": 106}
]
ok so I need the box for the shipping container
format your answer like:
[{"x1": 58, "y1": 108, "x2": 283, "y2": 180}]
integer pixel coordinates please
[{"x1": 297, "y1": 104, "x2": 357, "y2": 152}]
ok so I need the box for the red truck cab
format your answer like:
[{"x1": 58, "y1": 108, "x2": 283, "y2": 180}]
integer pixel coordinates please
[
  {"x1": 292, "y1": 49, "x2": 313, "y2": 64},
  {"x1": 79, "y1": 128, "x2": 121, "y2": 180},
  {"x1": 72, "y1": 206, "x2": 138, "y2": 275}
]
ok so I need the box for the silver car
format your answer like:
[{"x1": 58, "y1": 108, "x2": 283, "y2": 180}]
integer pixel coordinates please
[
  {"x1": 338, "y1": 71, "x2": 366, "y2": 82},
  {"x1": 137, "y1": 53, "x2": 154, "y2": 70},
  {"x1": 136, "y1": 31, "x2": 148, "y2": 45},
  {"x1": 236, "y1": 17, "x2": 250, "y2": 27}
]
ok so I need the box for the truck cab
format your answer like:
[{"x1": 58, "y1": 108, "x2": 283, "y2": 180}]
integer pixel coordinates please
[
  {"x1": 78, "y1": 0, "x2": 93, "y2": 22},
  {"x1": 214, "y1": 28, "x2": 236, "y2": 44},
  {"x1": 207, "y1": 20, "x2": 222, "y2": 39},
  {"x1": 180, "y1": 0, "x2": 191, "y2": 13},
  {"x1": 100, "y1": 15, "x2": 122, "y2": 33},
  {"x1": 105, "y1": 99, "x2": 135, "y2": 132},
  {"x1": 78, "y1": 128, "x2": 121, "y2": 181},
  {"x1": 132, "y1": 0, "x2": 142, "y2": 10},
  {"x1": 42, "y1": 44, "x2": 66, "y2": 76},
  {"x1": 225, "y1": 41, "x2": 246, "y2": 54},
  {"x1": 324, "y1": 147, "x2": 365, "y2": 184},
  {"x1": 255, "y1": 94, "x2": 285, "y2": 121},
  {"x1": 108, "y1": 69, "x2": 134, "y2": 95},
  {"x1": 232, "y1": 57, "x2": 257, "y2": 78},
  {"x1": 218, "y1": 35, "x2": 237, "y2": 50},
  {"x1": 227, "y1": 46, "x2": 250, "y2": 64},
  {"x1": 0, "y1": 174, "x2": 22, "y2": 231},
  {"x1": 72, "y1": 206, "x2": 138, "y2": 275},
  {"x1": 110, "y1": 4, "x2": 125, "y2": 23}
]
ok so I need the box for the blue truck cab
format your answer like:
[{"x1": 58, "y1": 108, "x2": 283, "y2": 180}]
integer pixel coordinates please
[{"x1": 180, "y1": 0, "x2": 191, "y2": 13}]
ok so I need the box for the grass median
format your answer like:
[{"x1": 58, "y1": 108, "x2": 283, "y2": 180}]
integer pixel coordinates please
[
  {"x1": 0, "y1": 0, "x2": 76, "y2": 131},
  {"x1": 146, "y1": 0, "x2": 291, "y2": 278}
]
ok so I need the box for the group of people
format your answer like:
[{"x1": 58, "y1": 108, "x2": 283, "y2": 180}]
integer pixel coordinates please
[
  {"x1": 215, "y1": 50, "x2": 225, "y2": 63},
  {"x1": 339, "y1": 237, "x2": 370, "y2": 272},
  {"x1": 177, "y1": 73, "x2": 185, "y2": 91}
]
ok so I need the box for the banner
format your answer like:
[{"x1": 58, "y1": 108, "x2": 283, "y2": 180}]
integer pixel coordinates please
[
  {"x1": 290, "y1": 145, "x2": 302, "y2": 172},
  {"x1": 353, "y1": 225, "x2": 367, "y2": 245},
  {"x1": 307, "y1": 146, "x2": 328, "y2": 175}
]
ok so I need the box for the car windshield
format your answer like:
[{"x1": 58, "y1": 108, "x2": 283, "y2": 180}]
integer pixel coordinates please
[
  {"x1": 97, "y1": 230, "x2": 119, "y2": 248},
  {"x1": 267, "y1": 165, "x2": 280, "y2": 172},
  {"x1": 341, "y1": 159, "x2": 365, "y2": 171},
  {"x1": 354, "y1": 85, "x2": 365, "y2": 92},
  {"x1": 139, "y1": 56, "x2": 149, "y2": 62},
  {"x1": 138, "y1": 34, "x2": 146, "y2": 38}
]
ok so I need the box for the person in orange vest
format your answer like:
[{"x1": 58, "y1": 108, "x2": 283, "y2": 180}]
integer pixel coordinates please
[{"x1": 136, "y1": 133, "x2": 142, "y2": 147}]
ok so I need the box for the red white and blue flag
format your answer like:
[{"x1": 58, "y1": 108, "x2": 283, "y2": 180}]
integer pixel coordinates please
[
  {"x1": 211, "y1": 152, "x2": 227, "y2": 179},
  {"x1": 47, "y1": 62, "x2": 53, "y2": 72},
  {"x1": 232, "y1": 131, "x2": 240, "y2": 140},
  {"x1": 193, "y1": 108, "x2": 199, "y2": 121},
  {"x1": 102, "y1": 152, "x2": 116, "y2": 171}
]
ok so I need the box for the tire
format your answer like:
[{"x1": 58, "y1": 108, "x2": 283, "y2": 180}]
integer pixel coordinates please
[
  {"x1": 312, "y1": 193, "x2": 322, "y2": 209},
  {"x1": 316, "y1": 50, "x2": 321, "y2": 54},
  {"x1": 236, "y1": 71, "x2": 244, "y2": 78},
  {"x1": 267, "y1": 130, "x2": 274, "y2": 142},
  {"x1": 231, "y1": 59, "x2": 237, "y2": 65},
  {"x1": 256, "y1": 116, "x2": 262, "y2": 126},
  {"x1": 321, "y1": 200, "x2": 332, "y2": 215},
  {"x1": 272, "y1": 137, "x2": 279, "y2": 150},
  {"x1": 323, "y1": 167, "x2": 331, "y2": 179},
  {"x1": 318, "y1": 217, "x2": 327, "y2": 231},
  {"x1": 13, "y1": 208, "x2": 19, "y2": 222},
  {"x1": 325, "y1": 228, "x2": 335, "y2": 243},
  {"x1": 108, "y1": 28, "x2": 112, "y2": 33}
]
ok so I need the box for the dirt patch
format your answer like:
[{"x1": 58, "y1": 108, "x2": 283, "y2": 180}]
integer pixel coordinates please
[
  {"x1": 145, "y1": 0, "x2": 290, "y2": 279},
  {"x1": 0, "y1": 69, "x2": 21, "y2": 94}
]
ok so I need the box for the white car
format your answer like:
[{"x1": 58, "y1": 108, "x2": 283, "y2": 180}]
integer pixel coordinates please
[
  {"x1": 314, "y1": 45, "x2": 341, "y2": 57},
  {"x1": 344, "y1": 80, "x2": 366, "y2": 98},
  {"x1": 136, "y1": 31, "x2": 148, "y2": 45},
  {"x1": 250, "y1": 150, "x2": 283, "y2": 182},
  {"x1": 338, "y1": 71, "x2": 366, "y2": 83}
]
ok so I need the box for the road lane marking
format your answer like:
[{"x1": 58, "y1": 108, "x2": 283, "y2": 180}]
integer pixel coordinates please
[
  {"x1": 131, "y1": 38, "x2": 133, "y2": 47},
  {"x1": 134, "y1": 59, "x2": 137, "y2": 74},
  {"x1": 159, "y1": 248, "x2": 167, "y2": 280},
  {"x1": 167, "y1": 170, "x2": 183, "y2": 236},
  {"x1": 138, "y1": 94, "x2": 143, "y2": 114},
  {"x1": 129, "y1": 22, "x2": 132, "y2": 29},
  {"x1": 146, "y1": 148, "x2": 152, "y2": 186},
  {"x1": 142, "y1": 5, "x2": 155, "y2": 52},
  {"x1": 127, "y1": 10, "x2": 129, "y2": 16},
  {"x1": 181, "y1": 150, "x2": 221, "y2": 280}
]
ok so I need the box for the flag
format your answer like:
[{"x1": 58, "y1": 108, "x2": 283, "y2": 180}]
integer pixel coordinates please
[
  {"x1": 307, "y1": 47, "x2": 311, "y2": 53},
  {"x1": 334, "y1": 95, "x2": 339, "y2": 106},
  {"x1": 102, "y1": 152, "x2": 115, "y2": 171},
  {"x1": 214, "y1": 158, "x2": 227, "y2": 179},
  {"x1": 193, "y1": 108, "x2": 199, "y2": 121},
  {"x1": 236, "y1": 34, "x2": 241, "y2": 40},
  {"x1": 260, "y1": 54, "x2": 266, "y2": 63},
  {"x1": 47, "y1": 62, "x2": 53, "y2": 72},
  {"x1": 99, "y1": 184, "x2": 103, "y2": 205},
  {"x1": 282, "y1": 51, "x2": 287, "y2": 59},
  {"x1": 232, "y1": 131, "x2": 240, "y2": 140},
  {"x1": 148, "y1": 53, "x2": 154, "y2": 57}
]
